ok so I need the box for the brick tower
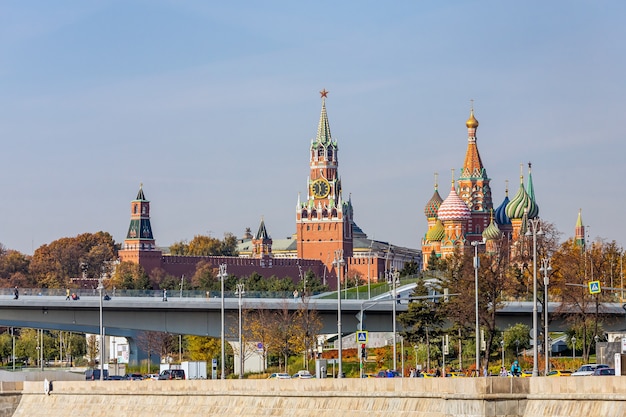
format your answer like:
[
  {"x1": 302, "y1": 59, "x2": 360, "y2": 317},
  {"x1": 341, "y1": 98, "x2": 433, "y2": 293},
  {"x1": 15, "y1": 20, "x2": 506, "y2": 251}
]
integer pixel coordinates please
[
  {"x1": 118, "y1": 184, "x2": 162, "y2": 274},
  {"x1": 296, "y1": 90, "x2": 353, "y2": 274}
]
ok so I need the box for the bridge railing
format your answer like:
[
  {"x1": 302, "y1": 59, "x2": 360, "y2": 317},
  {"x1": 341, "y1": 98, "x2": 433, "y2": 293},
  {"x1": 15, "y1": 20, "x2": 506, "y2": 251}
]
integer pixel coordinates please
[{"x1": 0, "y1": 287, "x2": 328, "y2": 300}]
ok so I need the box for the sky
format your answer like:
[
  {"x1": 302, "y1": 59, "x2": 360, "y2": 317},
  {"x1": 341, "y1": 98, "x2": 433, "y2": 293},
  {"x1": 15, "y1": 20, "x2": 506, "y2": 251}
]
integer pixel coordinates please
[{"x1": 1, "y1": 1, "x2": 625, "y2": 256}]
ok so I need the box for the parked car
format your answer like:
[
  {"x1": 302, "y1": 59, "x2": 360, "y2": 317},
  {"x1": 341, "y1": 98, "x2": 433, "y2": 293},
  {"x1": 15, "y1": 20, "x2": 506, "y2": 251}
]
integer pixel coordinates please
[
  {"x1": 376, "y1": 370, "x2": 401, "y2": 378},
  {"x1": 158, "y1": 369, "x2": 185, "y2": 380},
  {"x1": 268, "y1": 372, "x2": 291, "y2": 379},
  {"x1": 547, "y1": 370, "x2": 572, "y2": 377},
  {"x1": 572, "y1": 364, "x2": 609, "y2": 376},
  {"x1": 124, "y1": 373, "x2": 144, "y2": 381},
  {"x1": 292, "y1": 370, "x2": 314, "y2": 379},
  {"x1": 146, "y1": 373, "x2": 160, "y2": 380},
  {"x1": 85, "y1": 369, "x2": 109, "y2": 380},
  {"x1": 107, "y1": 375, "x2": 124, "y2": 380},
  {"x1": 593, "y1": 368, "x2": 615, "y2": 376}
]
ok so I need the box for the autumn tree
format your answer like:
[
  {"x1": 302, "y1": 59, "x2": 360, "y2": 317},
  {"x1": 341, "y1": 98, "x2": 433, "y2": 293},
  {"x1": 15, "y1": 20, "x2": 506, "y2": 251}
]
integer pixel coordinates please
[
  {"x1": 169, "y1": 233, "x2": 239, "y2": 257},
  {"x1": 86, "y1": 334, "x2": 99, "y2": 367},
  {"x1": 245, "y1": 307, "x2": 276, "y2": 372},
  {"x1": 0, "y1": 249, "x2": 31, "y2": 288},
  {"x1": 109, "y1": 261, "x2": 151, "y2": 290},
  {"x1": 551, "y1": 238, "x2": 616, "y2": 362},
  {"x1": 29, "y1": 232, "x2": 116, "y2": 288},
  {"x1": 291, "y1": 297, "x2": 323, "y2": 370}
]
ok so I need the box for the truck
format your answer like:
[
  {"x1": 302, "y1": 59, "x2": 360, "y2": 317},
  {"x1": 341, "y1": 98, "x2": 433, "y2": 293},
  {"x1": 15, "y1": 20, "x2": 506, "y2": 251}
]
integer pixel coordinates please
[{"x1": 180, "y1": 361, "x2": 207, "y2": 380}]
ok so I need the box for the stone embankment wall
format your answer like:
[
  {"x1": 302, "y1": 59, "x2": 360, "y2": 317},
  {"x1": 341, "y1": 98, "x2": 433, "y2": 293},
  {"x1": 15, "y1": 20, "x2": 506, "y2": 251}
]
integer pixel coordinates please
[
  {"x1": 0, "y1": 382, "x2": 22, "y2": 417},
  {"x1": 9, "y1": 377, "x2": 626, "y2": 417}
]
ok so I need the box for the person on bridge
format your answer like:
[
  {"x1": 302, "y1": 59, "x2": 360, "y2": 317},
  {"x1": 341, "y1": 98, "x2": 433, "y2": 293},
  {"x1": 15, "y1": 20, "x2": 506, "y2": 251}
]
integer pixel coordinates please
[
  {"x1": 511, "y1": 360, "x2": 521, "y2": 377},
  {"x1": 13, "y1": 286, "x2": 18, "y2": 300},
  {"x1": 163, "y1": 289, "x2": 167, "y2": 302},
  {"x1": 66, "y1": 288, "x2": 71, "y2": 300}
]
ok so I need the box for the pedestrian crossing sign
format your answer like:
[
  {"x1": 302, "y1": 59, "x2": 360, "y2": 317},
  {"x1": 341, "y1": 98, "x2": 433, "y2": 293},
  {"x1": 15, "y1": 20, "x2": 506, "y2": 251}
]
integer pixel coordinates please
[
  {"x1": 356, "y1": 331, "x2": 368, "y2": 344},
  {"x1": 589, "y1": 280, "x2": 601, "y2": 294}
]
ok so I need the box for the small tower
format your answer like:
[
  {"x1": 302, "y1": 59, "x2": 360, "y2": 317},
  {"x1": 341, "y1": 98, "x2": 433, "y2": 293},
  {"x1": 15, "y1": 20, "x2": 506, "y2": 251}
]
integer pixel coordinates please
[
  {"x1": 575, "y1": 209, "x2": 585, "y2": 249},
  {"x1": 252, "y1": 217, "x2": 273, "y2": 259},
  {"x1": 118, "y1": 184, "x2": 162, "y2": 274}
]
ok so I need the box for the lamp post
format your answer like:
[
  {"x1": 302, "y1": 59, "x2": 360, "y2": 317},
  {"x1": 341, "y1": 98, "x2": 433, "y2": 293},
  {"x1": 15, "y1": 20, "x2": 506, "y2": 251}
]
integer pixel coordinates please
[
  {"x1": 414, "y1": 345, "x2": 419, "y2": 371},
  {"x1": 526, "y1": 218, "x2": 543, "y2": 377},
  {"x1": 471, "y1": 240, "x2": 485, "y2": 375},
  {"x1": 11, "y1": 328, "x2": 15, "y2": 371},
  {"x1": 217, "y1": 264, "x2": 228, "y2": 379},
  {"x1": 540, "y1": 257, "x2": 552, "y2": 376},
  {"x1": 236, "y1": 282, "x2": 245, "y2": 379},
  {"x1": 594, "y1": 335, "x2": 600, "y2": 364},
  {"x1": 333, "y1": 250, "x2": 345, "y2": 378},
  {"x1": 571, "y1": 336, "x2": 576, "y2": 361},
  {"x1": 501, "y1": 340, "x2": 505, "y2": 368},
  {"x1": 387, "y1": 267, "x2": 400, "y2": 371},
  {"x1": 97, "y1": 277, "x2": 104, "y2": 381}
]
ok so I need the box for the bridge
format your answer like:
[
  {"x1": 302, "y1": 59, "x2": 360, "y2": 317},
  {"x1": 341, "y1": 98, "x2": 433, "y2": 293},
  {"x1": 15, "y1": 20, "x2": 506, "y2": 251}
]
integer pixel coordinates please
[{"x1": 1, "y1": 289, "x2": 625, "y2": 339}]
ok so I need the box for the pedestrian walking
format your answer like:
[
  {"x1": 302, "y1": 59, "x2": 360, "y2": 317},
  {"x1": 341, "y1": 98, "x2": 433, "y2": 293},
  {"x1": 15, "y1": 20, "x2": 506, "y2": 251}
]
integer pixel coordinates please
[
  {"x1": 13, "y1": 286, "x2": 19, "y2": 300},
  {"x1": 163, "y1": 289, "x2": 167, "y2": 302},
  {"x1": 66, "y1": 288, "x2": 71, "y2": 300}
]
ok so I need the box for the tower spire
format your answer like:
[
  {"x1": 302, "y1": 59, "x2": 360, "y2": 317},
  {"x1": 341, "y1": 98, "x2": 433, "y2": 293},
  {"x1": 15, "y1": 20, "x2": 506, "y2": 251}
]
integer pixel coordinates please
[
  {"x1": 575, "y1": 208, "x2": 585, "y2": 249},
  {"x1": 316, "y1": 89, "x2": 332, "y2": 145}
]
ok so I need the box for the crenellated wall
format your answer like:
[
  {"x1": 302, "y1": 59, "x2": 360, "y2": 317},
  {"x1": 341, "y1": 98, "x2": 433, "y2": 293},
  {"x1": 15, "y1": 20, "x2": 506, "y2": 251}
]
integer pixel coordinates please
[{"x1": 9, "y1": 377, "x2": 626, "y2": 417}]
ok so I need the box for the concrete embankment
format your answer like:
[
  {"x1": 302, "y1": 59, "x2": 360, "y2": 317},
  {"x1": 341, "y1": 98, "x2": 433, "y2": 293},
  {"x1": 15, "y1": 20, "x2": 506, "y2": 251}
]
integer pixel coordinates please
[{"x1": 8, "y1": 377, "x2": 626, "y2": 417}]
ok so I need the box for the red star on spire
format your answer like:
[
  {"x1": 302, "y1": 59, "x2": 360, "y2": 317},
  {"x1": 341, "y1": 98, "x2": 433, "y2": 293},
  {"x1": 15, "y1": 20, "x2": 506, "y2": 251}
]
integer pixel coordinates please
[{"x1": 320, "y1": 89, "x2": 329, "y2": 98}]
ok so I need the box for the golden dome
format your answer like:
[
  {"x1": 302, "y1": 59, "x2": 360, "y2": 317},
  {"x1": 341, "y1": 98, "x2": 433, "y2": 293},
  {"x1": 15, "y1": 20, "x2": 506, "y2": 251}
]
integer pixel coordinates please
[{"x1": 466, "y1": 109, "x2": 479, "y2": 129}]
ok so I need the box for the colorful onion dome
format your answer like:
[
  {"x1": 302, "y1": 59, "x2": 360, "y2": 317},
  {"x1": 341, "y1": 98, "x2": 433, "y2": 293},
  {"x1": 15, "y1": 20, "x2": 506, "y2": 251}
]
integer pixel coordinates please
[
  {"x1": 494, "y1": 192, "x2": 511, "y2": 226},
  {"x1": 466, "y1": 109, "x2": 479, "y2": 129},
  {"x1": 506, "y1": 164, "x2": 538, "y2": 220},
  {"x1": 525, "y1": 163, "x2": 539, "y2": 219},
  {"x1": 483, "y1": 213, "x2": 502, "y2": 241},
  {"x1": 438, "y1": 178, "x2": 471, "y2": 222},
  {"x1": 424, "y1": 184, "x2": 443, "y2": 219},
  {"x1": 426, "y1": 219, "x2": 445, "y2": 241}
]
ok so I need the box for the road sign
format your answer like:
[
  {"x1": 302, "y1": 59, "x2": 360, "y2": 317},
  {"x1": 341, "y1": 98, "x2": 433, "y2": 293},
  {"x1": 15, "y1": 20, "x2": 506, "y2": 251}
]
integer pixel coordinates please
[
  {"x1": 356, "y1": 331, "x2": 368, "y2": 344},
  {"x1": 589, "y1": 280, "x2": 601, "y2": 294}
]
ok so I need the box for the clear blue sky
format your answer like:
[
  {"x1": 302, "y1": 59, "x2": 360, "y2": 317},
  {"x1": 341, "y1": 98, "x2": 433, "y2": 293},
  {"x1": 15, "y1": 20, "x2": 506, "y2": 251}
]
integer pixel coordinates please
[{"x1": 1, "y1": 1, "x2": 624, "y2": 255}]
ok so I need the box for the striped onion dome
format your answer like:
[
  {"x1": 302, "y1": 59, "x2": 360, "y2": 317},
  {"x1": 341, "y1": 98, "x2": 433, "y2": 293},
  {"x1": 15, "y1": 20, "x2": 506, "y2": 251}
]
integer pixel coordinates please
[
  {"x1": 483, "y1": 214, "x2": 502, "y2": 241},
  {"x1": 424, "y1": 187, "x2": 443, "y2": 219},
  {"x1": 438, "y1": 182, "x2": 471, "y2": 222},
  {"x1": 494, "y1": 194, "x2": 511, "y2": 226},
  {"x1": 426, "y1": 219, "x2": 445, "y2": 241}
]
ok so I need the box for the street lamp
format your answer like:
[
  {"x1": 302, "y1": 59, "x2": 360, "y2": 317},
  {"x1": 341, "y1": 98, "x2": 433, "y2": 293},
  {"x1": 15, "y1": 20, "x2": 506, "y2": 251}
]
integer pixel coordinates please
[
  {"x1": 540, "y1": 257, "x2": 552, "y2": 376},
  {"x1": 387, "y1": 267, "x2": 401, "y2": 371},
  {"x1": 333, "y1": 250, "x2": 345, "y2": 378},
  {"x1": 571, "y1": 336, "x2": 576, "y2": 361},
  {"x1": 471, "y1": 240, "x2": 485, "y2": 375},
  {"x1": 413, "y1": 345, "x2": 419, "y2": 372},
  {"x1": 217, "y1": 264, "x2": 228, "y2": 379},
  {"x1": 501, "y1": 340, "x2": 505, "y2": 368},
  {"x1": 236, "y1": 282, "x2": 245, "y2": 379},
  {"x1": 97, "y1": 277, "x2": 104, "y2": 381},
  {"x1": 594, "y1": 335, "x2": 600, "y2": 364},
  {"x1": 525, "y1": 218, "x2": 543, "y2": 377}
]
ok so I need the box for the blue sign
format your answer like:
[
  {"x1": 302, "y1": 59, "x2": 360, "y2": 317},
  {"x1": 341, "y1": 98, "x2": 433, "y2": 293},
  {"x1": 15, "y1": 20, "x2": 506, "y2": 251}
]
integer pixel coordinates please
[
  {"x1": 589, "y1": 281, "x2": 601, "y2": 294},
  {"x1": 356, "y1": 331, "x2": 368, "y2": 344}
]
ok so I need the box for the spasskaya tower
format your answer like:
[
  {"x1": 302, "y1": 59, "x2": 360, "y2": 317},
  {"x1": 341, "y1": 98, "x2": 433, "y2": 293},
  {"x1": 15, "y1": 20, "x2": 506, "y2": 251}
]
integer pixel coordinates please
[{"x1": 296, "y1": 90, "x2": 353, "y2": 272}]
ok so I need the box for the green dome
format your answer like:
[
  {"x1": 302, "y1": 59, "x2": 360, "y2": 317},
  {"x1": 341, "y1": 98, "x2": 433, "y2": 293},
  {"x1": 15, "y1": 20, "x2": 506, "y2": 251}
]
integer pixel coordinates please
[{"x1": 426, "y1": 219, "x2": 445, "y2": 241}]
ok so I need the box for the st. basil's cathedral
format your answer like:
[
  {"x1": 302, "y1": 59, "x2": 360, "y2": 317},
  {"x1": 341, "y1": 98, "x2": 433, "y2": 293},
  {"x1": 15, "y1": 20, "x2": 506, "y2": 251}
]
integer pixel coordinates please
[{"x1": 421, "y1": 108, "x2": 541, "y2": 267}]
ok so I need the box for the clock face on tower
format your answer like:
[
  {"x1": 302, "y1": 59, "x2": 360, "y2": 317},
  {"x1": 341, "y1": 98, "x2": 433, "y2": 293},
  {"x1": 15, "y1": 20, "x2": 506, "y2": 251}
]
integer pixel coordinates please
[{"x1": 312, "y1": 178, "x2": 330, "y2": 199}]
